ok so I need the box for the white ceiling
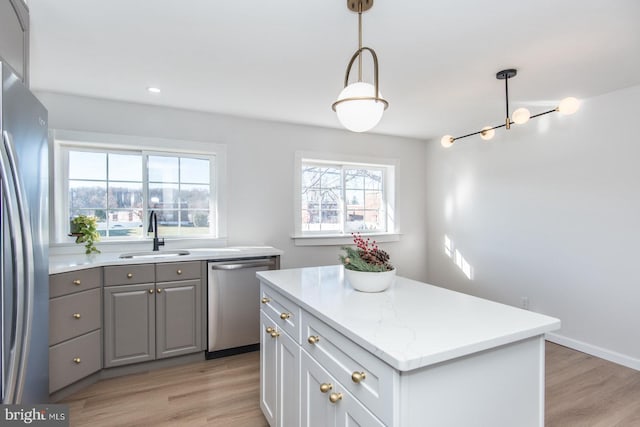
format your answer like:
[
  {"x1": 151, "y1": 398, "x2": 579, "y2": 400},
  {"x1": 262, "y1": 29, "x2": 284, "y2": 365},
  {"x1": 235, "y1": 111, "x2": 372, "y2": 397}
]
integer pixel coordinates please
[{"x1": 28, "y1": 0, "x2": 640, "y2": 140}]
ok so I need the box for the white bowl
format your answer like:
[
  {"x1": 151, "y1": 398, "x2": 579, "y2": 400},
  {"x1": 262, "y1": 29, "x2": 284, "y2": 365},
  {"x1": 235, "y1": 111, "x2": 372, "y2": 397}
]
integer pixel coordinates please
[{"x1": 344, "y1": 268, "x2": 396, "y2": 293}]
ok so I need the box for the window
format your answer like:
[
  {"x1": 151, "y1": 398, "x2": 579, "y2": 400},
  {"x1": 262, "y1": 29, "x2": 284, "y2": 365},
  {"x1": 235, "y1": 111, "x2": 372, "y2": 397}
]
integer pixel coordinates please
[
  {"x1": 295, "y1": 152, "x2": 396, "y2": 240},
  {"x1": 54, "y1": 131, "x2": 224, "y2": 243}
]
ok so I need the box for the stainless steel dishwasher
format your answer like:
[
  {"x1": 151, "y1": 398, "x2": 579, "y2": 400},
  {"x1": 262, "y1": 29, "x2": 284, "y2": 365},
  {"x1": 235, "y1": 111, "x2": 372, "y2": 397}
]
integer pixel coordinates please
[{"x1": 206, "y1": 256, "x2": 279, "y2": 358}]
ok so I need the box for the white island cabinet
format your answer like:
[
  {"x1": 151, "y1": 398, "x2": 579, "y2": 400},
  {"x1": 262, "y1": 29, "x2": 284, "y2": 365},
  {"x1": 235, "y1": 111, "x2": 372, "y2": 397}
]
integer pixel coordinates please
[{"x1": 257, "y1": 265, "x2": 560, "y2": 427}]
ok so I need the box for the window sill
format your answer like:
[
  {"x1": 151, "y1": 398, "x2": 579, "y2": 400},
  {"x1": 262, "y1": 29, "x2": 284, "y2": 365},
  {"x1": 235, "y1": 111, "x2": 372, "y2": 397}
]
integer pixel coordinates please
[{"x1": 291, "y1": 232, "x2": 401, "y2": 247}]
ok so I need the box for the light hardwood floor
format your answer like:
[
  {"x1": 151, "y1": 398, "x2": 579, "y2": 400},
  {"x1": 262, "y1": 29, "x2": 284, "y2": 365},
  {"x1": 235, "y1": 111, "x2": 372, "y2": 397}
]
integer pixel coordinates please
[
  {"x1": 545, "y1": 342, "x2": 640, "y2": 426},
  {"x1": 63, "y1": 342, "x2": 640, "y2": 426}
]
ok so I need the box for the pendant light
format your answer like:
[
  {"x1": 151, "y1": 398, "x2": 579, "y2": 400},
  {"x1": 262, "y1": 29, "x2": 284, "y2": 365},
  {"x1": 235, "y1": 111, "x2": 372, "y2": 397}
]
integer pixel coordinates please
[
  {"x1": 441, "y1": 69, "x2": 580, "y2": 147},
  {"x1": 332, "y1": 0, "x2": 388, "y2": 133}
]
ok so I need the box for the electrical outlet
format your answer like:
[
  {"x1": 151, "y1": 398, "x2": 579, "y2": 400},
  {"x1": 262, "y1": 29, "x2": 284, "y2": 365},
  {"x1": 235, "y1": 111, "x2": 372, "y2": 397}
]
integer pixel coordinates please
[{"x1": 520, "y1": 297, "x2": 529, "y2": 310}]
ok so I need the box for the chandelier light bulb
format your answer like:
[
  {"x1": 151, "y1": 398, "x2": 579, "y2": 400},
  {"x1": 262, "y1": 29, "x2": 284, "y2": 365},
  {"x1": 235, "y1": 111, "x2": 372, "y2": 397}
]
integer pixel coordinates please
[
  {"x1": 558, "y1": 97, "x2": 580, "y2": 115},
  {"x1": 512, "y1": 108, "x2": 531, "y2": 125},
  {"x1": 441, "y1": 135, "x2": 454, "y2": 148},
  {"x1": 480, "y1": 126, "x2": 495, "y2": 141},
  {"x1": 335, "y1": 82, "x2": 385, "y2": 132}
]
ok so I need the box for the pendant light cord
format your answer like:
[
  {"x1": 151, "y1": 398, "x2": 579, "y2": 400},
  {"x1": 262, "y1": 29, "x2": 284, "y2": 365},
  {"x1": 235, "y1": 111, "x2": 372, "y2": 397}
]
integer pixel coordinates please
[
  {"x1": 505, "y1": 75, "x2": 510, "y2": 129},
  {"x1": 358, "y1": 2, "x2": 363, "y2": 82}
]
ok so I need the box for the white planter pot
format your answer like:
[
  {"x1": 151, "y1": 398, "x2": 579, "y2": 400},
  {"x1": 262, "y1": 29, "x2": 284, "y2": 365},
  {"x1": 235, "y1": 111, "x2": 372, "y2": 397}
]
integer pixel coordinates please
[{"x1": 344, "y1": 268, "x2": 396, "y2": 293}]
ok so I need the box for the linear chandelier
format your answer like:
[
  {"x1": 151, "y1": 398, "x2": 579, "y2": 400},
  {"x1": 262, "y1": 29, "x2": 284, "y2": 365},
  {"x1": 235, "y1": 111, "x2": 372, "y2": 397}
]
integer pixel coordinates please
[
  {"x1": 441, "y1": 69, "x2": 580, "y2": 147},
  {"x1": 332, "y1": 0, "x2": 388, "y2": 133}
]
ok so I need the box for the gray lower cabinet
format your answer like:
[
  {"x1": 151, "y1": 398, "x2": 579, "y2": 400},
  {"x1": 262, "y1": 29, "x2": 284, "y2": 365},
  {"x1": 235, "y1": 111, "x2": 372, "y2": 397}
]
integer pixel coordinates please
[
  {"x1": 103, "y1": 283, "x2": 156, "y2": 368},
  {"x1": 156, "y1": 279, "x2": 202, "y2": 359},
  {"x1": 49, "y1": 268, "x2": 102, "y2": 393},
  {"x1": 103, "y1": 262, "x2": 203, "y2": 368}
]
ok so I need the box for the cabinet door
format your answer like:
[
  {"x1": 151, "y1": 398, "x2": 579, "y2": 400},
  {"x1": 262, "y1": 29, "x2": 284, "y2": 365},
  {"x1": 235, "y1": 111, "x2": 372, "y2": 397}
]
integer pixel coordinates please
[
  {"x1": 301, "y1": 351, "x2": 337, "y2": 427},
  {"x1": 104, "y1": 283, "x2": 155, "y2": 367},
  {"x1": 156, "y1": 279, "x2": 202, "y2": 359},
  {"x1": 260, "y1": 311, "x2": 278, "y2": 426},
  {"x1": 301, "y1": 351, "x2": 383, "y2": 427},
  {"x1": 0, "y1": 0, "x2": 28, "y2": 82},
  {"x1": 277, "y1": 324, "x2": 300, "y2": 427}
]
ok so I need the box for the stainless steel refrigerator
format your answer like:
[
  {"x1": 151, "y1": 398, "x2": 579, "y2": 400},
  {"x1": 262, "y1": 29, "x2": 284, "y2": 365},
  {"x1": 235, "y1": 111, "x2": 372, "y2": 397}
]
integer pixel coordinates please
[{"x1": 0, "y1": 61, "x2": 48, "y2": 404}]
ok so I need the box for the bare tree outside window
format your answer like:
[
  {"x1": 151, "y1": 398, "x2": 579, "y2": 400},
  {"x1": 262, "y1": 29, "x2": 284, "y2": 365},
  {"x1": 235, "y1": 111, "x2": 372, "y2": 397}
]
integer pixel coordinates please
[{"x1": 301, "y1": 162, "x2": 386, "y2": 233}]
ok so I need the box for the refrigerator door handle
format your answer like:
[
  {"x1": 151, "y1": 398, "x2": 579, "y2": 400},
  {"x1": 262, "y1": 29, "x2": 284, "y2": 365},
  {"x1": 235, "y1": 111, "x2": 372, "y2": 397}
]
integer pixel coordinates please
[{"x1": 1, "y1": 130, "x2": 34, "y2": 403}]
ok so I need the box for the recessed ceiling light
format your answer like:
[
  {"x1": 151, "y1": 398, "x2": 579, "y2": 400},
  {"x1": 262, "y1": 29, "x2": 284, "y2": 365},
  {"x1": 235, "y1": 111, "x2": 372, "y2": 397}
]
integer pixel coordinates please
[{"x1": 147, "y1": 87, "x2": 161, "y2": 94}]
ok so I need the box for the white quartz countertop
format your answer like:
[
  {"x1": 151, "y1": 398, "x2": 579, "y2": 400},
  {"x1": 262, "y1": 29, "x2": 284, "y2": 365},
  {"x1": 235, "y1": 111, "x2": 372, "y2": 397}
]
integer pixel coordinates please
[
  {"x1": 257, "y1": 265, "x2": 560, "y2": 371},
  {"x1": 50, "y1": 246, "x2": 283, "y2": 274}
]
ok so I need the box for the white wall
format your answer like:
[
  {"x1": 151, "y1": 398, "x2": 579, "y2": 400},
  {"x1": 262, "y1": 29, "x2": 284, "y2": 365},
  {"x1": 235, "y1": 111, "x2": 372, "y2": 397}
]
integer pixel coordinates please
[
  {"x1": 37, "y1": 92, "x2": 429, "y2": 281},
  {"x1": 425, "y1": 85, "x2": 640, "y2": 369}
]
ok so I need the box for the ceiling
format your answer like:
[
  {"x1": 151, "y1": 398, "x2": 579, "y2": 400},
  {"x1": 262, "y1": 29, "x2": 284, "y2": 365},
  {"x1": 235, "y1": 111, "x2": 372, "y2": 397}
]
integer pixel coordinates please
[{"x1": 28, "y1": 0, "x2": 640, "y2": 140}]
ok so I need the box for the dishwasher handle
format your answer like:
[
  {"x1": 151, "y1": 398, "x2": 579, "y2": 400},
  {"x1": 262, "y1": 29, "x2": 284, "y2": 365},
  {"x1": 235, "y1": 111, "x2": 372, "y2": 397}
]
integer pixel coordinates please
[{"x1": 210, "y1": 259, "x2": 276, "y2": 271}]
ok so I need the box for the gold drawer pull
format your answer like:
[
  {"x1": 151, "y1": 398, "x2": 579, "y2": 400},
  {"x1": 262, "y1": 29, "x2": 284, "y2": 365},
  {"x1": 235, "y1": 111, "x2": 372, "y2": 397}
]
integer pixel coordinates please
[
  {"x1": 329, "y1": 392, "x2": 342, "y2": 403},
  {"x1": 280, "y1": 312, "x2": 291, "y2": 320},
  {"x1": 261, "y1": 297, "x2": 271, "y2": 304},
  {"x1": 148, "y1": 289, "x2": 154, "y2": 294},
  {"x1": 351, "y1": 371, "x2": 366, "y2": 383},
  {"x1": 266, "y1": 326, "x2": 275, "y2": 334},
  {"x1": 72, "y1": 279, "x2": 81, "y2": 286},
  {"x1": 308, "y1": 336, "x2": 320, "y2": 345},
  {"x1": 73, "y1": 357, "x2": 81, "y2": 364},
  {"x1": 73, "y1": 313, "x2": 81, "y2": 319},
  {"x1": 127, "y1": 273, "x2": 133, "y2": 279},
  {"x1": 177, "y1": 269, "x2": 182, "y2": 275},
  {"x1": 157, "y1": 288, "x2": 162, "y2": 293},
  {"x1": 319, "y1": 383, "x2": 332, "y2": 393},
  {"x1": 270, "y1": 331, "x2": 280, "y2": 338}
]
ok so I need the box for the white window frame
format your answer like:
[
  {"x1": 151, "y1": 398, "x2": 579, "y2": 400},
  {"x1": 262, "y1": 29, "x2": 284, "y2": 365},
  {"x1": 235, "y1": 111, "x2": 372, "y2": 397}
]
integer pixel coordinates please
[
  {"x1": 293, "y1": 151, "x2": 399, "y2": 246},
  {"x1": 51, "y1": 129, "x2": 227, "y2": 245}
]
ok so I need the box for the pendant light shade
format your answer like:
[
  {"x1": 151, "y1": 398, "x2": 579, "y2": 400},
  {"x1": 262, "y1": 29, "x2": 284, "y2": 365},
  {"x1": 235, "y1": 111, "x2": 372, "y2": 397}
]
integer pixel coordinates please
[
  {"x1": 558, "y1": 97, "x2": 580, "y2": 115},
  {"x1": 335, "y1": 82, "x2": 385, "y2": 132},
  {"x1": 332, "y1": 0, "x2": 388, "y2": 132},
  {"x1": 512, "y1": 107, "x2": 531, "y2": 125}
]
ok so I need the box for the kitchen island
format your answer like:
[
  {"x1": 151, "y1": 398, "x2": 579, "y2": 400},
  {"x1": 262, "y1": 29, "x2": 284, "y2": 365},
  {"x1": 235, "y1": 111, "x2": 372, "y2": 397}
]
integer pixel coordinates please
[{"x1": 257, "y1": 265, "x2": 560, "y2": 427}]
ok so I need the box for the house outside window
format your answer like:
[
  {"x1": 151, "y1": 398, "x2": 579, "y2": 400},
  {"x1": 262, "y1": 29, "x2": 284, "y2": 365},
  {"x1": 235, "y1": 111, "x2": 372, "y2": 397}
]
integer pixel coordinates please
[
  {"x1": 52, "y1": 131, "x2": 225, "y2": 243},
  {"x1": 294, "y1": 152, "x2": 397, "y2": 243}
]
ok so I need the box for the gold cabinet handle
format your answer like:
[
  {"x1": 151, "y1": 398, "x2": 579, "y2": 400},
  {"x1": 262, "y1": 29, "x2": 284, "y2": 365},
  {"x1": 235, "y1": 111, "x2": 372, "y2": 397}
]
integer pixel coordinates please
[
  {"x1": 308, "y1": 336, "x2": 320, "y2": 345},
  {"x1": 176, "y1": 269, "x2": 182, "y2": 275},
  {"x1": 127, "y1": 273, "x2": 133, "y2": 279},
  {"x1": 265, "y1": 326, "x2": 274, "y2": 334},
  {"x1": 280, "y1": 312, "x2": 291, "y2": 320},
  {"x1": 319, "y1": 383, "x2": 333, "y2": 393},
  {"x1": 329, "y1": 392, "x2": 342, "y2": 403},
  {"x1": 148, "y1": 289, "x2": 154, "y2": 294},
  {"x1": 73, "y1": 357, "x2": 81, "y2": 364},
  {"x1": 351, "y1": 371, "x2": 366, "y2": 383},
  {"x1": 72, "y1": 279, "x2": 81, "y2": 286},
  {"x1": 73, "y1": 313, "x2": 81, "y2": 319},
  {"x1": 261, "y1": 297, "x2": 271, "y2": 304},
  {"x1": 157, "y1": 288, "x2": 162, "y2": 293},
  {"x1": 270, "y1": 331, "x2": 280, "y2": 338}
]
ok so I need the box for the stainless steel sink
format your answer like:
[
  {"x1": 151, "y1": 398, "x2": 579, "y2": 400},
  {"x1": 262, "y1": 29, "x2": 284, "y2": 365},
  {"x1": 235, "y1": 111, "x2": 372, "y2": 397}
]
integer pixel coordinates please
[{"x1": 119, "y1": 250, "x2": 190, "y2": 259}]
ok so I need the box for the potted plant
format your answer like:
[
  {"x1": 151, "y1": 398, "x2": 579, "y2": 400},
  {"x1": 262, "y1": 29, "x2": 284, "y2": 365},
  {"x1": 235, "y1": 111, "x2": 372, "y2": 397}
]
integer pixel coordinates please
[
  {"x1": 339, "y1": 233, "x2": 395, "y2": 292},
  {"x1": 70, "y1": 215, "x2": 101, "y2": 254}
]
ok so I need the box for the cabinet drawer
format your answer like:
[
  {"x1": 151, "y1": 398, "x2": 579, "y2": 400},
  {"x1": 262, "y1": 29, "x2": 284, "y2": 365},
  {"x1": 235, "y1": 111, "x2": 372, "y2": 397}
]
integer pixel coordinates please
[
  {"x1": 50, "y1": 268, "x2": 101, "y2": 298},
  {"x1": 49, "y1": 288, "x2": 101, "y2": 346},
  {"x1": 301, "y1": 312, "x2": 395, "y2": 425},
  {"x1": 49, "y1": 330, "x2": 101, "y2": 393},
  {"x1": 104, "y1": 264, "x2": 155, "y2": 286},
  {"x1": 260, "y1": 284, "x2": 300, "y2": 342},
  {"x1": 156, "y1": 261, "x2": 201, "y2": 282}
]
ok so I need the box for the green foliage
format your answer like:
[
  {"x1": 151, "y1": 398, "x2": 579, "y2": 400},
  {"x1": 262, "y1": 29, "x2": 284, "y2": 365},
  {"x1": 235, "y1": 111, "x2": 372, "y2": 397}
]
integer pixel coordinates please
[
  {"x1": 340, "y1": 246, "x2": 393, "y2": 272},
  {"x1": 71, "y1": 215, "x2": 101, "y2": 254}
]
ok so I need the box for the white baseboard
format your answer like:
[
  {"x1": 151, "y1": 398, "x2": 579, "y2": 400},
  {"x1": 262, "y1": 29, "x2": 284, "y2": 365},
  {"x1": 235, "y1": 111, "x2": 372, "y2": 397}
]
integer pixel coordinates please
[{"x1": 546, "y1": 332, "x2": 640, "y2": 371}]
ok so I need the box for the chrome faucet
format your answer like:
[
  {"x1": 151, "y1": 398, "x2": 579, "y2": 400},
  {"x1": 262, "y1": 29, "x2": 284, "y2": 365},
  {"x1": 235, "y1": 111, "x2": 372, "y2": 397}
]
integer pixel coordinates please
[{"x1": 148, "y1": 210, "x2": 165, "y2": 251}]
